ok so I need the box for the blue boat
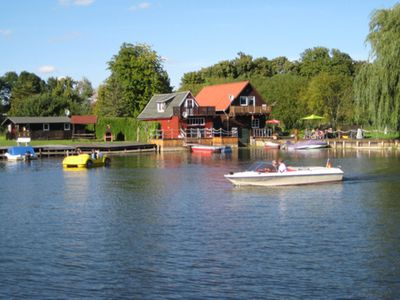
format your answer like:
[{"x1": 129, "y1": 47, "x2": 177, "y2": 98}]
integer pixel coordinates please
[{"x1": 5, "y1": 146, "x2": 37, "y2": 161}]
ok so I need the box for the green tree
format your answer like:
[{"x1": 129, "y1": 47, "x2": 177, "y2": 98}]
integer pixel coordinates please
[
  {"x1": 252, "y1": 74, "x2": 308, "y2": 129},
  {"x1": 0, "y1": 71, "x2": 18, "y2": 112},
  {"x1": 8, "y1": 71, "x2": 45, "y2": 116},
  {"x1": 354, "y1": 3, "x2": 400, "y2": 130},
  {"x1": 299, "y1": 47, "x2": 355, "y2": 77},
  {"x1": 302, "y1": 73, "x2": 353, "y2": 127},
  {"x1": 96, "y1": 43, "x2": 172, "y2": 117}
]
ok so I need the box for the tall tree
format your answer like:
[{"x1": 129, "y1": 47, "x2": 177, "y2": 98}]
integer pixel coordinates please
[
  {"x1": 8, "y1": 71, "x2": 45, "y2": 116},
  {"x1": 96, "y1": 43, "x2": 172, "y2": 117},
  {"x1": 0, "y1": 71, "x2": 18, "y2": 112},
  {"x1": 299, "y1": 47, "x2": 355, "y2": 77},
  {"x1": 252, "y1": 74, "x2": 308, "y2": 129},
  {"x1": 302, "y1": 73, "x2": 353, "y2": 127},
  {"x1": 354, "y1": 3, "x2": 400, "y2": 130}
]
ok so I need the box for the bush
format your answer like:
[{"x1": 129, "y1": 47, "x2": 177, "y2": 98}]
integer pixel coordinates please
[{"x1": 96, "y1": 117, "x2": 158, "y2": 142}]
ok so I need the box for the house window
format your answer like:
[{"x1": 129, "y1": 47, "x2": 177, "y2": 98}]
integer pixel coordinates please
[
  {"x1": 240, "y1": 96, "x2": 248, "y2": 106},
  {"x1": 248, "y1": 96, "x2": 255, "y2": 106},
  {"x1": 157, "y1": 102, "x2": 166, "y2": 113},
  {"x1": 240, "y1": 96, "x2": 255, "y2": 106},
  {"x1": 251, "y1": 118, "x2": 260, "y2": 128},
  {"x1": 187, "y1": 118, "x2": 205, "y2": 126},
  {"x1": 43, "y1": 123, "x2": 50, "y2": 131},
  {"x1": 64, "y1": 123, "x2": 71, "y2": 131},
  {"x1": 185, "y1": 98, "x2": 195, "y2": 108}
]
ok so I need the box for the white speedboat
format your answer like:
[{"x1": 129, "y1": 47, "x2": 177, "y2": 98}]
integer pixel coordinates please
[
  {"x1": 224, "y1": 161, "x2": 343, "y2": 187},
  {"x1": 282, "y1": 140, "x2": 329, "y2": 150}
]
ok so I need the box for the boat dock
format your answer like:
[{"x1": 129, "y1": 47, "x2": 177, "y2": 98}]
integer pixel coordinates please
[
  {"x1": 0, "y1": 142, "x2": 157, "y2": 159},
  {"x1": 255, "y1": 138, "x2": 399, "y2": 150}
]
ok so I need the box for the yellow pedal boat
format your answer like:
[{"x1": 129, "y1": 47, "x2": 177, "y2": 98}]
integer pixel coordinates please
[{"x1": 62, "y1": 153, "x2": 111, "y2": 168}]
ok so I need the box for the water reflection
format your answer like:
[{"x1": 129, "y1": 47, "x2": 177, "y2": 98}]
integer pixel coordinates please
[{"x1": 0, "y1": 149, "x2": 399, "y2": 299}]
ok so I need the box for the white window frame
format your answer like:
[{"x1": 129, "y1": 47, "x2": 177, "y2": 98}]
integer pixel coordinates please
[
  {"x1": 187, "y1": 117, "x2": 205, "y2": 126},
  {"x1": 157, "y1": 102, "x2": 166, "y2": 113},
  {"x1": 185, "y1": 98, "x2": 195, "y2": 108},
  {"x1": 43, "y1": 123, "x2": 50, "y2": 131},
  {"x1": 251, "y1": 118, "x2": 260, "y2": 128},
  {"x1": 64, "y1": 123, "x2": 71, "y2": 131}
]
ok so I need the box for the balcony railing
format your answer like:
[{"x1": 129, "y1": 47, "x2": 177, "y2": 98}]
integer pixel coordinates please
[
  {"x1": 229, "y1": 105, "x2": 271, "y2": 116},
  {"x1": 173, "y1": 106, "x2": 215, "y2": 117}
]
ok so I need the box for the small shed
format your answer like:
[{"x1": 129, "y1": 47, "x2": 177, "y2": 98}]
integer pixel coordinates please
[
  {"x1": 1, "y1": 116, "x2": 72, "y2": 140},
  {"x1": 70, "y1": 115, "x2": 98, "y2": 139}
]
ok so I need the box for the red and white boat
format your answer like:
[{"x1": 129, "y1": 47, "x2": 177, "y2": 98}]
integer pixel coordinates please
[
  {"x1": 191, "y1": 145, "x2": 231, "y2": 154},
  {"x1": 264, "y1": 140, "x2": 280, "y2": 149}
]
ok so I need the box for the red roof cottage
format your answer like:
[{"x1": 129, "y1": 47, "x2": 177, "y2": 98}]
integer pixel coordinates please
[{"x1": 196, "y1": 81, "x2": 271, "y2": 144}]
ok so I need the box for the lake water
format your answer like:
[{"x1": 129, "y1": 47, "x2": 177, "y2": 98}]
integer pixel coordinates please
[{"x1": 1, "y1": 148, "x2": 399, "y2": 299}]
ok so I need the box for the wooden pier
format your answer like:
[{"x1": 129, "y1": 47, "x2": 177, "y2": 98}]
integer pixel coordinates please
[
  {"x1": 0, "y1": 142, "x2": 157, "y2": 159},
  {"x1": 253, "y1": 138, "x2": 399, "y2": 149}
]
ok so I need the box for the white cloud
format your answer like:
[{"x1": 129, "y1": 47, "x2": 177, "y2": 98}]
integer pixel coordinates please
[
  {"x1": 129, "y1": 2, "x2": 151, "y2": 11},
  {"x1": 59, "y1": 0, "x2": 94, "y2": 6},
  {"x1": 0, "y1": 29, "x2": 12, "y2": 37},
  {"x1": 38, "y1": 65, "x2": 57, "y2": 74}
]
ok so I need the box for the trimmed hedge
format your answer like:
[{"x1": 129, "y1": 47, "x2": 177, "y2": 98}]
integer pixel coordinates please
[{"x1": 96, "y1": 117, "x2": 158, "y2": 142}]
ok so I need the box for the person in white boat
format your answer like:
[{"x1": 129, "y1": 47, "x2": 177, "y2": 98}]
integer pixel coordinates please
[
  {"x1": 278, "y1": 159, "x2": 287, "y2": 173},
  {"x1": 272, "y1": 160, "x2": 278, "y2": 172}
]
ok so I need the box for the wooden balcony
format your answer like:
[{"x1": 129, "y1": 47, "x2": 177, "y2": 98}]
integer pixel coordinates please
[
  {"x1": 173, "y1": 106, "x2": 216, "y2": 117},
  {"x1": 229, "y1": 105, "x2": 271, "y2": 117}
]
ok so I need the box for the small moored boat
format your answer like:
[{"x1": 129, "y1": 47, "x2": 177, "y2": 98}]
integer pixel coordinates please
[
  {"x1": 62, "y1": 153, "x2": 111, "y2": 168},
  {"x1": 191, "y1": 145, "x2": 231, "y2": 154},
  {"x1": 224, "y1": 161, "x2": 343, "y2": 187},
  {"x1": 5, "y1": 146, "x2": 37, "y2": 161},
  {"x1": 282, "y1": 140, "x2": 329, "y2": 150},
  {"x1": 264, "y1": 140, "x2": 280, "y2": 149}
]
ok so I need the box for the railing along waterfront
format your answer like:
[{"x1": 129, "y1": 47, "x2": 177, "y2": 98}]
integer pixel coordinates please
[{"x1": 149, "y1": 128, "x2": 238, "y2": 140}]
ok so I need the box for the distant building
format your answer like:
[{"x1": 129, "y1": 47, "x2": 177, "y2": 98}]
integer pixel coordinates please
[
  {"x1": 1, "y1": 115, "x2": 97, "y2": 140},
  {"x1": 1, "y1": 116, "x2": 72, "y2": 140}
]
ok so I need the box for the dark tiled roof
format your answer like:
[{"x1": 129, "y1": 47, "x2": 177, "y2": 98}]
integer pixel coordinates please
[
  {"x1": 137, "y1": 91, "x2": 190, "y2": 120},
  {"x1": 1, "y1": 116, "x2": 71, "y2": 125}
]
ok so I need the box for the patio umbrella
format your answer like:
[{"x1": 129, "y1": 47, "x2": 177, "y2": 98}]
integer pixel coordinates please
[
  {"x1": 266, "y1": 119, "x2": 280, "y2": 124},
  {"x1": 301, "y1": 114, "x2": 324, "y2": 120},
  {"x1": 266, "y1": 119, "x2": 280, "y2": 134}
]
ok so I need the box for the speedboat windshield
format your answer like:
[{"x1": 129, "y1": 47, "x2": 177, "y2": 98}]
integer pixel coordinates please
[{"x1": 247, "y1": 162, "x2": 275, "y2": 172}]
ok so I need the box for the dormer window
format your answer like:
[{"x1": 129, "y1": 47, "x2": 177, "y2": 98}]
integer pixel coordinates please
[
  {"x1": 157, "y1": 102, "x2": 166, "y2": 112},
  {"x1": 185, "y1": 98, "x2": 195, "y2": 108}
]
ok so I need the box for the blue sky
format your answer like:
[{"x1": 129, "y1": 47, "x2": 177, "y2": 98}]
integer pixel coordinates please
[{"x1": 0, "y1": 0, "x2": 398, "y2": 90}]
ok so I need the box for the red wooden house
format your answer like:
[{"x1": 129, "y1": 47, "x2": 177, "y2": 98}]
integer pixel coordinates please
[
  {"x1": 137, "y1": 91, "x2": 215, "y2": 139},
  {"x1": 196, "y1": 81, "x2": 271, "y2": 144}
]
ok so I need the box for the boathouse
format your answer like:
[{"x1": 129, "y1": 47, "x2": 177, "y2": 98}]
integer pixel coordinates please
[{"x1": 195, "y1": 81, "x2": 271, "y2": 145}]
